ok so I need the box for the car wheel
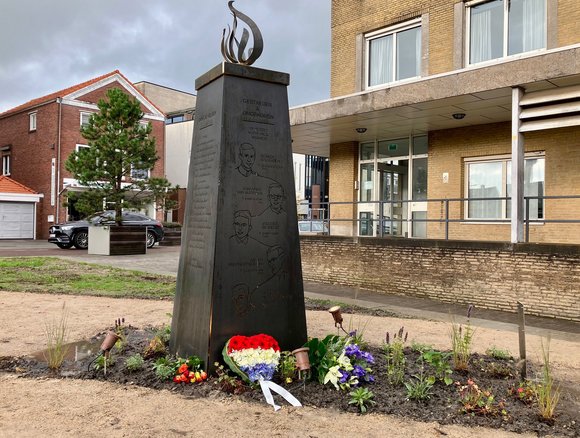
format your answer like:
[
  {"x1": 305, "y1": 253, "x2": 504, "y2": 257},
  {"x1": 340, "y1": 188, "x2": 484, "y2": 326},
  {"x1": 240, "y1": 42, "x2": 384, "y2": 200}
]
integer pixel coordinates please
[
  {"x1": 56, "y1": 242, "x2": 73, "y2": 249},
  {"x1": 146, "y1": 230, "x2": 156, "y2": 249},
  {"x1": 73, "y1": 231, "x2": 89, "y2": 249}
]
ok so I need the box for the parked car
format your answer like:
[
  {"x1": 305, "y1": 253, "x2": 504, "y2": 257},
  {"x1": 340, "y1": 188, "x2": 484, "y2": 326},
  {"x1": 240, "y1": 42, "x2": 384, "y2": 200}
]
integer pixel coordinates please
[
  {"x1": 298, "y1": 220, "x2": 329, "y2": 235},
  {"x1": 48, "y1": 211, "x2": 164, "y2": 249}
]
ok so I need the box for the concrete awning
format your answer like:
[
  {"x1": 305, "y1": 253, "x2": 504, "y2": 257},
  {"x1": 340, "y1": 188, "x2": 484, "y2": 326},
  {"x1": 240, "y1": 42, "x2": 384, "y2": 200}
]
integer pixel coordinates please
[{"x1": 290, "y1": 45, "x2": 580, "y2": 157}]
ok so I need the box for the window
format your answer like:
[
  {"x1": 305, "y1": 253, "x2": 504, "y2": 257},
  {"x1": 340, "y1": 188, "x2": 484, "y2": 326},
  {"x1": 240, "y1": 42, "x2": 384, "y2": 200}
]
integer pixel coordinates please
[
  {"x1": 366, "y1": 19, "x2": 421, "y2": 88},
  {"x1": 131, "y1": 165, "x2": 150, "y2": 180},
  {"x1": 29, "y1": 112, "x2": 37, "y2": 131},
  {"x1": 467, "y1": 0, "x2": 546, "y2": 65},
  {"x1": 80, "y1": 112, "x2": 92, "y2": 127},
  {"x1": 1, "y1": 153, "x2": 10, "y2": 176},
  {"x1": 75, "y1": 144, "x2": 90, "y2": 155},
  {"x1": 165, "y1": 114, "x2": 185, "y2": 125},
  {"x1": 465, "y1": 154, "x2": 544, "y2": 220}
]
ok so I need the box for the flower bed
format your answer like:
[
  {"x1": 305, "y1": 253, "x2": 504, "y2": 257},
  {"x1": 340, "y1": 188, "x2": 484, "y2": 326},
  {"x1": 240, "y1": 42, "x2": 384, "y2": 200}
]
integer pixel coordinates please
[{"x1": 0, "y1": 322, "x2": 578, "y2": 437}]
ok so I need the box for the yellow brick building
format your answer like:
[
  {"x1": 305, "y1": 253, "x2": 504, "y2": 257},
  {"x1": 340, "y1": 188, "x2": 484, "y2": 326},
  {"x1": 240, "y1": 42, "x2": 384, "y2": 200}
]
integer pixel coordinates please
[{"x1": 291, "y1": 0, "x2": 580, "y2": 244}]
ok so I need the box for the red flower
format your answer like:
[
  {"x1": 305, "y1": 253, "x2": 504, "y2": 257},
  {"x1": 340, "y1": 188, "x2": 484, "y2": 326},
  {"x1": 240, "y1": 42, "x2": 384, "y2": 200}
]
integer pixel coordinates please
[{"x1": 178, "y1": 363, "x2": 188, "y2": 374}]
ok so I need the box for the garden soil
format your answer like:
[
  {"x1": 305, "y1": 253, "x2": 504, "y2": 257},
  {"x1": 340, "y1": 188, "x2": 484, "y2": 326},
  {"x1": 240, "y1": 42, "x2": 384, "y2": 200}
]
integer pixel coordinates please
[{"x1": 0, "y1": 291, "x2": 578, "y2": 438}]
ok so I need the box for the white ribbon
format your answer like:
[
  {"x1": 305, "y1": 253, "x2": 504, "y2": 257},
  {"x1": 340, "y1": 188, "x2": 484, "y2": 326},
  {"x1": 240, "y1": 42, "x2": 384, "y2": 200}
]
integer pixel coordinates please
[{"x1": 258, "y1": 378, "x2": 302, "y2": 411}]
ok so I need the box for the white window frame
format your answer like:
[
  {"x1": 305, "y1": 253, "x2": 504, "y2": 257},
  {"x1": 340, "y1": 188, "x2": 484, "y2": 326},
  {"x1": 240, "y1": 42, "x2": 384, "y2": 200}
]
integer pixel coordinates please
[
  {"x1": 80, "y1": 112, "x2": 92, "y2": 127},
  {"x1": 465, "y1": 0, "x2": 547, "y2": 66},
  {"x1": 463, "y1": 152, "x2": 545, "y2": 220},
  {"x1": 364, "y1": 18, "x2": 422, "y2": 90},
  {"x1": 1, "y1": 153, "x2": 10, "y2": 176},
  {"x1": 29, "y1": 112, "x2": 37, "y2": 131}
]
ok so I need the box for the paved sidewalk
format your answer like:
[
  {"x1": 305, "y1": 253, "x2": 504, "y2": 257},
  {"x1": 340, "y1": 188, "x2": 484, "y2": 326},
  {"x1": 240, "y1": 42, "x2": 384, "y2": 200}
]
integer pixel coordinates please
[{"x1": 1, "y1": 240, "x2": 578, "y2": 340}]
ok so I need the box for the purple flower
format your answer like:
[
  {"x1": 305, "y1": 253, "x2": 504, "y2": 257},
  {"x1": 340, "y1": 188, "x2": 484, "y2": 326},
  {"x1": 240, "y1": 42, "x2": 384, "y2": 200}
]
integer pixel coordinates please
[
  {"x1": 339, "y1": 369, "x2": 350, "y2": 383},
  {"x1": 360, "y1": 351, "x2": 375, "y2": 364},
  {"x1": 352, "y1": 365, "x2": 366, "y2": 378},
  {"x1": 344, "y1": 344, "x2": 362, "y2": 359}
]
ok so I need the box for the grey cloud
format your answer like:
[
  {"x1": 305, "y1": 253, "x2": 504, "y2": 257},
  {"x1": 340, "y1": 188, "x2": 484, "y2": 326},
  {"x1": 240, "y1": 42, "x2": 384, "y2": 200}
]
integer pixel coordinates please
[{"x1": 0, "y1": 1, "x2": 330, "y2": 112}]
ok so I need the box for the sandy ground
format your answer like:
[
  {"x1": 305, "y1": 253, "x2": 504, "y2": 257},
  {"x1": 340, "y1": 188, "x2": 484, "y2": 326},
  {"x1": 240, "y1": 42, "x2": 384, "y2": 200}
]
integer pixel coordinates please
[{"x1": 0, "y1": 291, "x2": 578, "y2": 437}]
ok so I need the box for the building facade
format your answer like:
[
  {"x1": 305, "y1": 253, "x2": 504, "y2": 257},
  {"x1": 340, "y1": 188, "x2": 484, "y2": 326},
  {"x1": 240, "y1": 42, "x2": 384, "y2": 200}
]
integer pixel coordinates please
[
  {"x1": 290, "y1": 0, "x2": 580, "y2": 244},
  {"x1": 134, "y1": 81, "x2": 197, "y2": 224},
  {"x1": 0, "y1": 70, "x2": 166, "y2": 239}
]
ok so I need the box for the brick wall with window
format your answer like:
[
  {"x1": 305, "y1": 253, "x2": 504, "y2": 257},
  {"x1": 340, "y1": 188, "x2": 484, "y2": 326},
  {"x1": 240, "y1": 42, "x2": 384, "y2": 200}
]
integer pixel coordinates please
[
  {"x1": 428, "y1": 123, "x2": 580, "y2": 244},
  {"x1": 331, "y1": 0, "x2": 579, "y2": 97}
]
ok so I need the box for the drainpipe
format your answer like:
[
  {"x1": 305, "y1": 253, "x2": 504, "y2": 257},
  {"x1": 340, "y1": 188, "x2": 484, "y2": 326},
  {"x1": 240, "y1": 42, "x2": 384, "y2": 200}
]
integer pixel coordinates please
[{"x1": 55, "y1": 97, "x2": 63, "y2": 223}]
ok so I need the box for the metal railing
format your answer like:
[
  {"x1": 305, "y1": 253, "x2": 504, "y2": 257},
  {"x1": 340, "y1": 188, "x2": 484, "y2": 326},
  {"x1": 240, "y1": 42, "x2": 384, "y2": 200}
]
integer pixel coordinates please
[{"x1": 298, "y1": 195, "x2": 580, "y2": 243}]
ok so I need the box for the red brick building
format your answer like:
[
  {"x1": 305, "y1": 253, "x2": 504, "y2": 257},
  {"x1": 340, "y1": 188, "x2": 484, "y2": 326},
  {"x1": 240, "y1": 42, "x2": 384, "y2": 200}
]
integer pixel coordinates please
[{"x1": 0, "y1": 70, "x2": 166, "y2": 239}]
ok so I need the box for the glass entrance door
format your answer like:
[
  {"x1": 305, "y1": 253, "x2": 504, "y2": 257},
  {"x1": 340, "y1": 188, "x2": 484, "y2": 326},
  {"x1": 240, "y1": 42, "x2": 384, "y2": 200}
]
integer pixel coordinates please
[{"x1": 378, "y1": 161, "x2": 408, "y2": 236}]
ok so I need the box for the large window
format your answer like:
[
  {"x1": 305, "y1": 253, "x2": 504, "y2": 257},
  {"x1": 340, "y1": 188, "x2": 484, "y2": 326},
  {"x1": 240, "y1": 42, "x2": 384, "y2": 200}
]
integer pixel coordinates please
[
  {"x1": 366, "y1": 19, "x2": 421, "y2": 88},
  {"x1": 467, "y1": 0, "x2": 546, "y2": 65},
  {"x1": 465, "y1": 154, "x2": 544, "y2": 220}
]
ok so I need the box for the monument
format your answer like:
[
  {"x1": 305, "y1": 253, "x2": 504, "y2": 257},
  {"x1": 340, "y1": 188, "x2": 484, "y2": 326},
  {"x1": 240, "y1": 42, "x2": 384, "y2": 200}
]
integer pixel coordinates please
[{"x1": 170, "y1": 1, "x2": 308, "y2": 368}]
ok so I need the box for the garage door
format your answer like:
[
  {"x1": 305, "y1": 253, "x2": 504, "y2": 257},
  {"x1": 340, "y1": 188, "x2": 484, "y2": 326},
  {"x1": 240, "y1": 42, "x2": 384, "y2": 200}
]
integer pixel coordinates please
[{"x1": 0, "y1": 202, "x2": 34, "y2": 239}]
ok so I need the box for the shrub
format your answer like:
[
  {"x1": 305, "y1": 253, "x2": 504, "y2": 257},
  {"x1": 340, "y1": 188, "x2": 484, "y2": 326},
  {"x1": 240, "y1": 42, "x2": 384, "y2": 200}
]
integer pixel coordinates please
[{"x1": 125, "y1": 354, "x2": 145, "y2": 372}]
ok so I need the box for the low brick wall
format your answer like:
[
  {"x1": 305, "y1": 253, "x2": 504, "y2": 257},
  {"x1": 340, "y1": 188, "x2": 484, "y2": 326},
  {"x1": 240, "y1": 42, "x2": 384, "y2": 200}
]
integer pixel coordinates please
[{"x1": 300, "y1": 236, "x2": 580, "y2": 321}]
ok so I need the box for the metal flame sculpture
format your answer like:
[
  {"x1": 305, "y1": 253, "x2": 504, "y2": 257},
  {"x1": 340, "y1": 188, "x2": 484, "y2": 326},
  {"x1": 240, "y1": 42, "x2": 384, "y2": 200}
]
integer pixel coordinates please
[{"x1": 221, "y1": 1, "x2": 263, "y2": 66}]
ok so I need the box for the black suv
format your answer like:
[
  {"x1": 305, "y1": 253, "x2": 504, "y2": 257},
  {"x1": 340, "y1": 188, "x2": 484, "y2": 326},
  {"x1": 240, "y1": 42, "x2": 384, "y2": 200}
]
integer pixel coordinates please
[{"x1": 48, "y1": 211, "x2": 164, "y2": 249}]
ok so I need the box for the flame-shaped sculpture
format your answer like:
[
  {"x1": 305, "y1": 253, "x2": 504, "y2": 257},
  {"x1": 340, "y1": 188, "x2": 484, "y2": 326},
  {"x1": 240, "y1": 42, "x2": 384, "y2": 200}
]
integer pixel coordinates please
[{"x1": 221, "y1": 1, "x2": 263, "y2": 66}]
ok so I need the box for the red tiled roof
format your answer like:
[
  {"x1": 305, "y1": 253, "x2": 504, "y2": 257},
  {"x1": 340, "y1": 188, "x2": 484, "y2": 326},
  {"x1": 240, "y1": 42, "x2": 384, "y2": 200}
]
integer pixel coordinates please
[
  {"x1": 0, "y1": 176, "x2": 38, "y2": 195},
  {"x1": 0, "y1": 70, "x2": 121, "y2": 117},
  {"x1": 0, "y1": 69, "x2": 165, "y2": 117}
]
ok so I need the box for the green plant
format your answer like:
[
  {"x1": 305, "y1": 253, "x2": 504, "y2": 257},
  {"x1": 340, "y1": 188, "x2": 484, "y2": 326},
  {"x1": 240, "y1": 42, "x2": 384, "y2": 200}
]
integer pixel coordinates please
[
  {"x1": 348, "y1": 387, "x2": 376, "y2": 413},
  {"x1": 422, "y1": 349, "x2": 453, "y2": 385},
  {"x1": 535, "y1": 338, "x2": 561, "y2": 422},
  {"x1": 485, "y1": 346, "x2": 512, "y2": 361},
  {"x1": 43, "y1": 303, "x2": 70, "y2": 370},
  {"x1": 214, "y1": 362, "x2": 247, "y2": 394},
  {"x1": 457, "y1": 378, "x2": 506, "y2": 416},
  {"x1": 483, "y1": 361, "x2": 514, "y2": 378},
  {"x1": 125, "y1": 354, "x2": 145, "y2": 372},
  {"x1": 279, "y1": 351, "x2": 297, "y2": 383},
  {"x1": 152, "y1": 357, "x2": 177, "y2": 381},
  {"x1": 93, "y1": 354, "x2": 115, "y2": 371},
  {"x1": 305, "y1": 334, "x2": 345, "y2": 384},
  {"x1": 509, "y1": 381, "x2": 536, "y2": 405},
  {"x1": 404, "y1": 361, "x2": 434, "y2": 402},
  {"x1": 450, "y1": 306, "x2": 475, "y2": 371},
  {"x1": 114, "y1": 317, "x2": 127, "y2": 352},
  {"x1": 383, "y1": 327, "x2": 408, "y2": 385},
  {"x1": 410, "y1": 341, "x2": 433, "y2": 353}
]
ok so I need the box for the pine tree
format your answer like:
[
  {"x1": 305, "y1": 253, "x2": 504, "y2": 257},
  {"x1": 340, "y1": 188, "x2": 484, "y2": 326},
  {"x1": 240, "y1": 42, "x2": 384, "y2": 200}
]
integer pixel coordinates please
[{"x1": 65, "y1": 88, "x2": 175, "y2": 224}]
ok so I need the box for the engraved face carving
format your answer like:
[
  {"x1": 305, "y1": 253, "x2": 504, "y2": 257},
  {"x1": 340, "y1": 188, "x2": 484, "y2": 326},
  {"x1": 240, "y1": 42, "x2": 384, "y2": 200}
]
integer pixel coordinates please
[
  {"x1": 233, "y1": 210, "x2": 252, "y2": 239},
  {"x1": 239, "y1": 143, "x2": 255, "y2": 172},
  {"x1": 268, "y1": 184, "x2": 284, "y2": 213}
]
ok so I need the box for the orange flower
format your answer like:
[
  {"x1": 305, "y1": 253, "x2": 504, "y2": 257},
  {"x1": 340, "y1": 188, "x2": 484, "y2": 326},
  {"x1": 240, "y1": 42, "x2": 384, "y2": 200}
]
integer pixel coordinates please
[{"x1": 178, "y1": 363, "x2": 188, "y2": 374}]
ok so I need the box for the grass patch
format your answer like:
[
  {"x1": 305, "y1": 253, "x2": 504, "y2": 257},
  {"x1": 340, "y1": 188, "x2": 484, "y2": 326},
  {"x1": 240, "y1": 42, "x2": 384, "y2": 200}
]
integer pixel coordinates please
[{"x1": 0, "y1": 257, "x2": 175, "y2": 298}]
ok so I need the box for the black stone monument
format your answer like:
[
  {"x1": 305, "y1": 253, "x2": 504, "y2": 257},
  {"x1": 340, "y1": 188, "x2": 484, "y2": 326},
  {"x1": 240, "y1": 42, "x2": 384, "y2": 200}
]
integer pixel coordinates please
[{"x1": 170, "y1": 62, "x2": 308, "y2": 367}]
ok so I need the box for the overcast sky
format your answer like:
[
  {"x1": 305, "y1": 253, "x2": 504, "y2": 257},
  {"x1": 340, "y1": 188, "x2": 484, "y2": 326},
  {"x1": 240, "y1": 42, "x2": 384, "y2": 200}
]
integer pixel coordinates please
[{"x1": 0, "y1": 0, "x2": 331, "y2": 113}]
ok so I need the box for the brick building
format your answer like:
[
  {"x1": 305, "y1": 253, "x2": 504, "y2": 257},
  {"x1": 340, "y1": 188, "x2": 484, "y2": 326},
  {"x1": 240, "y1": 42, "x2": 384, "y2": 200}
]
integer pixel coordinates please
[
  {"x1": 0, "y1": 70, "x2": 166, "y2": 240},
  {"x1": 290, "y1": 0, "x2": 580, "y2": 244}
]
